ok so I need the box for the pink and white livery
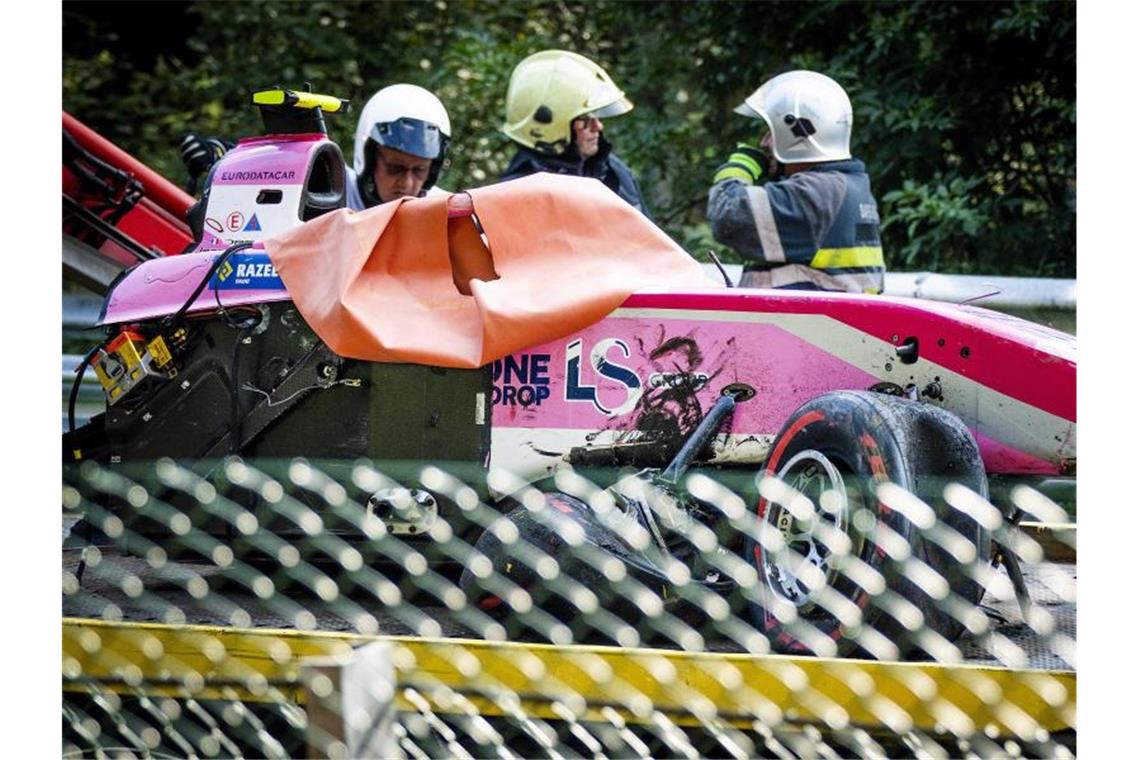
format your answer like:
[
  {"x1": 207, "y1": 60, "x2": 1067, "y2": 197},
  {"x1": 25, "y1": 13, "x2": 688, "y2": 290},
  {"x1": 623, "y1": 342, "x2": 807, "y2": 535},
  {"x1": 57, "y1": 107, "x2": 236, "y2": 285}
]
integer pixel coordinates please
[
  {"x1": 486, "y1": 288, "x2": 1074, "y2": 480},
  {"x1": 98, "y1": 238, "x2": 1075, "y2": 485}
]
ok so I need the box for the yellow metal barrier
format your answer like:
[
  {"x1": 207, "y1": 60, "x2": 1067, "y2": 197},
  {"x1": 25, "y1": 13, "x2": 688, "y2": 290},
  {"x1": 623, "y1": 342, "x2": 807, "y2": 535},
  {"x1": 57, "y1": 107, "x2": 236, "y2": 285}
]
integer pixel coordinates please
[{"x1": 64, "y1": 617, "x2": 1074, "y2": 739}]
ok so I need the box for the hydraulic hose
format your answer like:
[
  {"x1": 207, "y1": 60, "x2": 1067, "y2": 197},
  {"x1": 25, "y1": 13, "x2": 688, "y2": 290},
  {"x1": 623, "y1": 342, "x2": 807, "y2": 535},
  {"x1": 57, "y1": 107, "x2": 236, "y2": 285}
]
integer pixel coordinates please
[
  {"x1": 67, "y1": 344, "x2": 103, "y2": 435},
  {"x1": 162, "y1": 241, "x2": 254, "y2": 328},
  {"x1": 660, "y1": 393, "x2": 738, "y2": 484}
]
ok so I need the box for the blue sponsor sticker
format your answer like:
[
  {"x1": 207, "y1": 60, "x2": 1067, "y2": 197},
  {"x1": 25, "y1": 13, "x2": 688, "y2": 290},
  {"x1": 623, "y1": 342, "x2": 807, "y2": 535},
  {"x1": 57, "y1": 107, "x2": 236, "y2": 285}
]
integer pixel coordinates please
[
  {"x1": 243, "y1": 214, "x2": 262, "y2": 232},
  {"x1": 210, "y1": 251, "x2": 284, "y2": 290}
]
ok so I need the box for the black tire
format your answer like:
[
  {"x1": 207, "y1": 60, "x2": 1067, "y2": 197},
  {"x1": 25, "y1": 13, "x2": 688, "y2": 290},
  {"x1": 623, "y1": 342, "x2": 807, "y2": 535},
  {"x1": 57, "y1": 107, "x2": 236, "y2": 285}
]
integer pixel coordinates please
[{"x1": 746, "y1": 390, "x2": 989, "y2": 658}]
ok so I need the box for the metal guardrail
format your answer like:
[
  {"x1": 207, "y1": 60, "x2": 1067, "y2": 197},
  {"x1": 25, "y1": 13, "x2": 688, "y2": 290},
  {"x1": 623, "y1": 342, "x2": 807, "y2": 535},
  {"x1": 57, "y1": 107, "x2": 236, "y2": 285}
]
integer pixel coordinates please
[
  {"x1": 65, "y1": 616, "x2": 1075, "y2": 758},
  {"x1": 64, "y1": 293, "x2": 104, "y2": 343},
  {"x1": 884, "y1": 272, "x2": 1076, "y2": 311},
  {"x1": 64, "y1": 293, "x2": 105, "y2": 431},
  {"x1": 700, "y1": 266, "x2": 1077, "y2": 312}
]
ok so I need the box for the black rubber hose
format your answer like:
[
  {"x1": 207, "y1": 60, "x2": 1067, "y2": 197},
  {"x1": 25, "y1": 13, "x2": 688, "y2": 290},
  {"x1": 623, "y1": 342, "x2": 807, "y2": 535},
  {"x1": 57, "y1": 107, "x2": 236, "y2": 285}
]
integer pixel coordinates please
[
  {"x1": 660, "y1": 393, "x2": 737, "y2": 483},
  {"x1": 162, "y1": 241, "x2": 254, "y2": 328},
  {"x1": 67, "y1": 344, "x2": 103, "y2": 434}
]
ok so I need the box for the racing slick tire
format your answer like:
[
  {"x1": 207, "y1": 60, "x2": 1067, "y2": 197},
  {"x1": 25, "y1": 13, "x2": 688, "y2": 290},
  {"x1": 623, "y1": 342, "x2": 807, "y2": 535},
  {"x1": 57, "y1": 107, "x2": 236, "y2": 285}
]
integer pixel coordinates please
[{"x1": 746, "y1": 390, "x2": 990, "y2": 658}]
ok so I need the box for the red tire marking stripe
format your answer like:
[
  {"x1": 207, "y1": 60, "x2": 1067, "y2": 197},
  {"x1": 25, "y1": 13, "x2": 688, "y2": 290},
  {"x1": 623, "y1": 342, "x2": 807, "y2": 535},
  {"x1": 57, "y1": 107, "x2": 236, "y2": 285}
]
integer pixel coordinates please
[
  {"x1": 860, "y1": 432, "x2": 889, "y2": 481},
  {"x1": 765, "y1": 410, "x2": 827, "y2": 480},
  {"x1": 755, "y1": 409, "x2": 827, "y2": 554}
]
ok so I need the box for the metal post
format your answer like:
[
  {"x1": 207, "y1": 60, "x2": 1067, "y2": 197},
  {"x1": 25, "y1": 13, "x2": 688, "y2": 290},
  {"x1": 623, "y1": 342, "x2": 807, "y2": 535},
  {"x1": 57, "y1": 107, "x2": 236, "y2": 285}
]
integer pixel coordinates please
[{"x1": 301, "y1": 640, "x2": 400, "y2": 759}]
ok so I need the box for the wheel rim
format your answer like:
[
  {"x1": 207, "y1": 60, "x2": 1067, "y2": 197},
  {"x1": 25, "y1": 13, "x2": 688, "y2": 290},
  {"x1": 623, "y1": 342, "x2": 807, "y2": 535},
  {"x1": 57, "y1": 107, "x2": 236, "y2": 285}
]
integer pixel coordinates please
[{"x1": 761, "y1": 449, "x2": 849, "y2": 609}]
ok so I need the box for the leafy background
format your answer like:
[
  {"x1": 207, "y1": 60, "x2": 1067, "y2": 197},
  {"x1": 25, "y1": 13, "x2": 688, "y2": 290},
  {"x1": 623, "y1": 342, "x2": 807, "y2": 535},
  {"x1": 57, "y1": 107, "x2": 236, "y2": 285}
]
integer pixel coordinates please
[{"x1": 63, "y1": 0, "x2": 1075, "y2": 276}]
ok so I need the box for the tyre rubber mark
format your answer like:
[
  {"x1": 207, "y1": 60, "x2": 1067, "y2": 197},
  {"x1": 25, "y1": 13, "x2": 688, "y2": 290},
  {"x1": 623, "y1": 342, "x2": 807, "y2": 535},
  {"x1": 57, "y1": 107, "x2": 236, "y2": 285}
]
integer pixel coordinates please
[
  {"x1": 860, "y1": 432, "x2": 889, "y2": 482},
  {"x1": 756, "y1": 410, "x2": 827, "y2": 521}
]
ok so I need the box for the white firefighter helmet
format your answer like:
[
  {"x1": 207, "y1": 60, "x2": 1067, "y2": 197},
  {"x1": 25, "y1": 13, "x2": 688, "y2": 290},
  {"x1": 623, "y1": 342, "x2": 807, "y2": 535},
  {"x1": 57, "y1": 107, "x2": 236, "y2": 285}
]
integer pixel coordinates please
[
  {"x1": 502, "y1": 50, "x2": 633, "y2": 154},
  {"x1": 352, "y1": 84, "x2": 451, "y2": 189},
  {"x1": 734, "y1": 70, "x2": 853, "y2": 164}
]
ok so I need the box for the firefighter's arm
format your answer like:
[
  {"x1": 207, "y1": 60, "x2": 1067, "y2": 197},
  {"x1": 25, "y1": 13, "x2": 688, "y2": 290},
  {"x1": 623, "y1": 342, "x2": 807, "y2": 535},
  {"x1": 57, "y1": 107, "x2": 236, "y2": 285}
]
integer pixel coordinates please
[
  {"x1": 708, "y1": 178, "x2": 823, "y2": 266},
  {"x1": 707, "y1": 180, "x2": 770, "y2": 261},
  {"x1": 708, "y1": 144, "x2": 791, "y2": 262},
  {"x1": 713, "y1": 144, "x2": 769, "y2": 185}
]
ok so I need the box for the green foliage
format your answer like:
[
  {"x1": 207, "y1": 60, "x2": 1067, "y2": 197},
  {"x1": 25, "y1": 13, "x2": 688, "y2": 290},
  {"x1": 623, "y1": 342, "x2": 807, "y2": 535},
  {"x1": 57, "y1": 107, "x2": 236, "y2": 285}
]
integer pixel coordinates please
[
  {"x1": 63, "y1": 0, "x2": 1074, "y2": 277},
  {"x1": 882, "y1": 177, "x2": 986, "y2": 272}
]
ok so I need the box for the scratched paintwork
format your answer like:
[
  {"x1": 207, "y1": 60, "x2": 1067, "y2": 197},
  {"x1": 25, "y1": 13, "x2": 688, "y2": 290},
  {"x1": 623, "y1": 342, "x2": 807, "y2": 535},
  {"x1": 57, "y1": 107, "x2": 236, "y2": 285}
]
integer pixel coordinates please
[{"x1": 490, "y1": 298, "x2": 1075, "y2": 480}]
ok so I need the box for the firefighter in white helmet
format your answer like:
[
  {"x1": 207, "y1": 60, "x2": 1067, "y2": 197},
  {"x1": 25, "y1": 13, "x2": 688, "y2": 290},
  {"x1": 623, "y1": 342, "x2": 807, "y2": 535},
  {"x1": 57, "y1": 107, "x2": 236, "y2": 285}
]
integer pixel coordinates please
[
  {"x1": 347, "y1": 83, "x2": 452, "y2": 209},
  {"x1": 499, "y1": 50, "x2": 651, "y2": 218},
  {"x1": 179, "y1": 83, "x2": 451, "y2": 210},
  {"x1": 708, "y1": 70, "x2": 885, "y2": 293}
]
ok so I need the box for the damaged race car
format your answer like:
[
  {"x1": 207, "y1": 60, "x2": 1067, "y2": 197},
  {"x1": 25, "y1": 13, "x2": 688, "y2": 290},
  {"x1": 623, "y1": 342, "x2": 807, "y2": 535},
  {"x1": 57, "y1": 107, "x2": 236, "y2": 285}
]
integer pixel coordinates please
[{"x1": 63, "y1": 88, "x2": 1075, "y2": 657}]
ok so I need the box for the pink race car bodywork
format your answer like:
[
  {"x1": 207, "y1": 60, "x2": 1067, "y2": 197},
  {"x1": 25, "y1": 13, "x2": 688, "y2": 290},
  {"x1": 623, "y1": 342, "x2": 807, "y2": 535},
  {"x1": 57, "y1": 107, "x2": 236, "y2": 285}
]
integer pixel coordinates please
[
  {"x1": 100, "y1": 251, "x2": 1075, "y2": 482},
  {"x1": 194, "y1": 133, "x2": 332, "y2": 247},
  {"x1": 486, "y1": 288, "x2": 1074, "y2": 480}
]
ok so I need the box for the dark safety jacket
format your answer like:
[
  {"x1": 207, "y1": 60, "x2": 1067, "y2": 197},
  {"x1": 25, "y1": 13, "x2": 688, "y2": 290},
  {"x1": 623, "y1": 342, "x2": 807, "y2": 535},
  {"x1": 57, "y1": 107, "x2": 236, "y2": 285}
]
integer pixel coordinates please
[
  {"x1": 345, "y1": 166, "x2": 372, "y2": 210},
  {"x1": 707, "y1": 158, "x2": 884, "y2": 293},
  {"x1": 500, "y1": 136, "x2": 652, "y2": 220}
]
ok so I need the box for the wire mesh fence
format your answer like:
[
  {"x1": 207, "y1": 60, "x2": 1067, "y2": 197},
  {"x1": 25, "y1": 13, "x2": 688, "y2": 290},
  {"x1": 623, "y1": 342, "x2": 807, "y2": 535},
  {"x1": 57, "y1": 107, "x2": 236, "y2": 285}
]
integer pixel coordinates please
[{"x1": 62, "y1": 455, "x2": 1075, "y2": 758}]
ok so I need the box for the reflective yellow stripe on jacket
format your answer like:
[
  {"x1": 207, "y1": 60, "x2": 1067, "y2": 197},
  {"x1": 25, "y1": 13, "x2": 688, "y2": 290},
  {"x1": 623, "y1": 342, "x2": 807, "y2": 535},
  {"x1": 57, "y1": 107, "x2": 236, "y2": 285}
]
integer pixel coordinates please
[{"x1": 809, "y1": 246, "x2": 885, "y2": 270}]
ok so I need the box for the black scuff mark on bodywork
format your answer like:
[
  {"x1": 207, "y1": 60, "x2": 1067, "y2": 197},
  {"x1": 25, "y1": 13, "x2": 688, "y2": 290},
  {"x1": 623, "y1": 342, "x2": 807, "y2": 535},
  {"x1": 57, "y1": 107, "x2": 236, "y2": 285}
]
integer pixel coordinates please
[
  {"x1": 650, "y1": 335, "x2": 704, "y2": 367},
  {"x1": 570, "y1": 332, "x2": 729, "y2": 467},
  {"x1": 527, "y1": 444, "x2": 566, "y2": 457}
]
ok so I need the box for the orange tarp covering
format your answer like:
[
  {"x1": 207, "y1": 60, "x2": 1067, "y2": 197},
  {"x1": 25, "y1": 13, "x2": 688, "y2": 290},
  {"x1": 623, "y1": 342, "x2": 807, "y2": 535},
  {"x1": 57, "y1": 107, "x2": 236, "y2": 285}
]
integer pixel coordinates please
[{"x1": 263, "y1": 173, "x2": 711, "y2": 368}]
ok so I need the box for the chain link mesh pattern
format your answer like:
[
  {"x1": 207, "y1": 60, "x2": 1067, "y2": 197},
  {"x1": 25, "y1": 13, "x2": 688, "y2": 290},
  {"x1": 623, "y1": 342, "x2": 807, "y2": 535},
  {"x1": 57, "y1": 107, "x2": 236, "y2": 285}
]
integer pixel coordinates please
[{"x1": 63, "y1": 458, "x2": 1075, "y2": 758}]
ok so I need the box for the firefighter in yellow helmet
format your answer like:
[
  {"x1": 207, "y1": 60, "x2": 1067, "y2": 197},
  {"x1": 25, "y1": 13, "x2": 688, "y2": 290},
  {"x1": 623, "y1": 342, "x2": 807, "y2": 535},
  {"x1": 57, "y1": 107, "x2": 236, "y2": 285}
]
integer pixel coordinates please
[{"x1": 500, "y1": 50, "x2": 651, "y2": 218}]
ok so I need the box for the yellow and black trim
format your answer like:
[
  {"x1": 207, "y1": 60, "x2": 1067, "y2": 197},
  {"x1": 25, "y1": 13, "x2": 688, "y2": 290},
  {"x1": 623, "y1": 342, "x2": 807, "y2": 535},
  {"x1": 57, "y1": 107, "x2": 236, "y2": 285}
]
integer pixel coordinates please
[{"x1": 63, "y1": 618, "x2": 1074, "y2": 737}]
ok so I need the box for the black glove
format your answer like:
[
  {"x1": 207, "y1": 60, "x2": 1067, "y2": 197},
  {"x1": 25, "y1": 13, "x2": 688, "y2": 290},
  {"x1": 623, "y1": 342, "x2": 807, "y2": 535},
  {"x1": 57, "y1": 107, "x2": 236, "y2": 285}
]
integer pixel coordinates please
[
  {"x1": 178, "y1": 133, "x2": 231, "y2": 178},
  {"x1": 713, "y1": 144, "x2": 769, "y2": 185}
]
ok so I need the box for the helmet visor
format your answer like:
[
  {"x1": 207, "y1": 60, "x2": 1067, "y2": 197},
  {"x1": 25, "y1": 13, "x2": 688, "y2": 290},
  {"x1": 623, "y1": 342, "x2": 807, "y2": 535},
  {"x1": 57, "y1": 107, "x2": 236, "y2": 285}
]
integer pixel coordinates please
[
  {"x1": 370, "y1": 118, "x2": 443, "y2": 160},
  {"x1": 733, "y1": 101, "x2": 764, "y2": 119},
  {"x1": 589, "y1": 96, "x2": 633, "y2": 119}
]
